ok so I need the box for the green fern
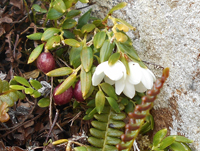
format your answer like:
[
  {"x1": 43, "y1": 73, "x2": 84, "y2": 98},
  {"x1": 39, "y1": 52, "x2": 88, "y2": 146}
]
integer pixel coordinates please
[
  {"x1": 75, "y1": 104, "x2": 126, "y2": 151},
  {"x1": 0, "y1": 79, "x2": 25, "y2": 122}
]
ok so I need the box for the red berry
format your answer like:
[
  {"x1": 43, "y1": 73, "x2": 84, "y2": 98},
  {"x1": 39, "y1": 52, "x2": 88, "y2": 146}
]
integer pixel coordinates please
[
  {"x1": 73, "y1": 80, "x2": 84, "y2": 102},
  {"x1": 37, "y1": 52, "x2": 55, "y2": 73},
  {"x1": 53, "y1": 84, "x2": 73, "y2": 105}
]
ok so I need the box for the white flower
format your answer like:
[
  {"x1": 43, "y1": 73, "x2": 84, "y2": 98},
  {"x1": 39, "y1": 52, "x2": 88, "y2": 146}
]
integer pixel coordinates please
[
  {"x1": 92, "y1": 60, "x2": 126, "y2": 95},
  {"x1": 126, "y1": 61, "x2": 156, "y2": 94},
  {"x1": 92, "y1": 61, "x2": 156, "y2": 99}
]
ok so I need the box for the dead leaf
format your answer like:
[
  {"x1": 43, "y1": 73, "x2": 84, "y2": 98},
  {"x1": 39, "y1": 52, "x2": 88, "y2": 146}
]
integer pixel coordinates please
[
  {"x1": 0, "y1": 16, "x2": 13, "y2": 24},
  {"x1": 10, "y1": 0, "x2": 23, "y2": 10},
  {"x1": 0, "y1": 27, "x2": 5, "y2": 37},
  {"x1": 23, "y1": 69, "x2": 40, "y2": 79}
]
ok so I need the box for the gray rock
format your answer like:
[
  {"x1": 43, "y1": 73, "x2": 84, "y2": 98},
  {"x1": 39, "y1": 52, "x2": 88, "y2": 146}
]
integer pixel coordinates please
[{"x1": 77, "y1": 0, "x2": 200, "y2": 150}]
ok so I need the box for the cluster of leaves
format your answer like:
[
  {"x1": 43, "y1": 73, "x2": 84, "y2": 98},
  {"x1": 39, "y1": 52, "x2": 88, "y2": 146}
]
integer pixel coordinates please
[
  {"x1": 0, "y1": 0, "x2": 194, "y2": 151},
  {"x1": 0, "y1": 79, "x2": 25, "y2": 122}
]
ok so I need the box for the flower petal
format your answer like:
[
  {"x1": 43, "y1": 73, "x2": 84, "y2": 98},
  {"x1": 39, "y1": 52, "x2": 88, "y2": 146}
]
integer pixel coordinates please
[
  {"x1": 147, "y1": 68, "x2": 156, "y2": 81},
  {"x1": 127, "y1": 62, "x2": 142, "y2": 85},
  {"x1": 123, "y1": 79, "x2": 135, "y2": 99},
  {"x1": 140, "y1": 68, "x2": 154, "y2": 89},
  {"x1": 104, "y1": 76, "x2": 115, "y2": 85},
  {"x1": 104, "y1": 61, "x2": 125, "y2": 81},
  {"x1": 95, "y1": 61, "x2": 108, "y2": 75},
  {"x1": 134, "y1": 82, "x2": 147, "y2": 92},
  {"x1": 115, "y1": 76, "x2": 126, "y2": 95},
  {"x1": 92, "y1": 72, "x2": 105, "y2": 86}
]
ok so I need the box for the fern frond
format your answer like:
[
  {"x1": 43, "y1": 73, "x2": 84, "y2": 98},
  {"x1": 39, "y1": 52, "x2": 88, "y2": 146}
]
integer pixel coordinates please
[
  {"x1": 116, "y1": 68, "x2": 170, "y2": 151},
  {"x1": 76, "y1": 104, "x2": 126, "y2": 151}
]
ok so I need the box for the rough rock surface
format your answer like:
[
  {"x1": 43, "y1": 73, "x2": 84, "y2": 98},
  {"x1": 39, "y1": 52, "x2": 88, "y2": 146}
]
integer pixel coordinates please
[{"x1": 77, "y1": 0, "x2": 200, "y2": 150}]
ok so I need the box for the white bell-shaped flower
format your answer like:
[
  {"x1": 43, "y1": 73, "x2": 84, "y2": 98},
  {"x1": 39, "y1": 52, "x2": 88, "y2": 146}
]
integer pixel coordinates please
[
  {"x1": 92, "y1": 60, "x2": 126, "y2": 95},
  {"x1": 127, "y1": 62, "x2": 156, "y2": 93}
]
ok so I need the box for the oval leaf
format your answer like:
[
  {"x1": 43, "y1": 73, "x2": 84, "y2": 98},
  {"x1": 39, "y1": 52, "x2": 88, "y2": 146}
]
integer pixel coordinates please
[
  {"x1": 153, "y1": 128, "x2": 168, "y2": 147},
  {"x1": 108, "y1": 2, "x2": 127, "y2": 14},
  {"x1": 93, "y1": 31, "x2": 106, "y2": 49},
  {"x1": 159, "y1": 136, "x2": 176, "y2": 150},
  {"x1": 69, "y1": 45, "x2": 82, "y2": 68},
  {"x1": 31, "y1": 90, "x2": 41, "y2": 98},
  {"x1": 170, "y1": 142, "x2": 188, "y2": 151},
  {"x1": 53, "y1": 0, "x2": 67, "y2": 13},
  {"x1": 41, "y1": 28, "x2": 60, "y2": 41},
  {"x1": 115, "y1": 32, "x2": 128, "y2": 43},
  {"x1": 46, "y1": 67, "x2": 73, "y2": 77},
  {"x1": 45, "y1": 35, "x2": 61, "y2": 50},
  {"x1": 77, "y1": 9, "x2": 91, "y2": 29},
  {"x1": 120, "y1": 55, "x2": 130, "y2": 75},
  {"x1": 62, "y1": 19, "x2": 77, "y2": 29},
  {"x1": 108, "y1": 52, "x2": 120, "y2": 66},
  {"x1": 64, "y1": 39, "x2": 80, "y2": 47},
  {"x1": 100, "y1": 83, "x2": 118, "y2": 100},
  {"x1": 80, "y1": 68, "x2": 92, "y2": 97},
  {"x1": 9, "y1": 85, "x2": 25, "y2": 90},
  {"x1": 27, "y1": 44, "x2": 44, "y2": 64},
  {"x1": 25, "y1": 87, "x2": 34, "y2": 94},
  {"x1": 30, "y1": 79, "x2": 42, "y2": 90},
  {"x1": 47, "y1": 8, "x2": 63, "y2": 20},
  {"x1": 100, "y1": 40, "x2": 115, "y2": 63},
  {"x1": 116, "y1": 18, "x2": 136, "y2": 30},
  {"x1": 14, "y1": 76, "x2": 31, "y2": 87},
  {"x1": 106, "y1": 97, "x2": 120, "y2": 113},
  {"x1": 81, "y1": 47, "x2": 93, "y2": 72},
  {"x1": 55, "y1": 73, "x2": 76, "y2": 95},
  {"x1": 38, "y1": 98, "x2": 50, "y2": 107},
  {"x1": 27, "y1": 33, "x2": 43, "y2": 40},
  {"x1": 66, "y1": 10, "x2": 81, "y2": 18},
  {"x1": 95, "y1": 90, "x2": 105, "y2": 114},
  {"x1": 81, "y1": 24, "x2": 96, "y2": 33}
]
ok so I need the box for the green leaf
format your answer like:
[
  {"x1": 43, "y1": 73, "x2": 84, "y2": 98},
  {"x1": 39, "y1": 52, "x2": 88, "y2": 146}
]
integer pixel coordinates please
[
  {"x1": 81, "y1": 24, "x2": 96, "y2": 33},
  {"x1": 95, "y1": 90, "x2": 105, "y2": 114},
  {"x1": 64, "y1": 39, "x2": 80, "y2": 47},
  {"x1": 47, "y1": 8, "x2": 63, "y2": 20},
  {"x1": 13, "y1": 76, "x2": 30, "y2": 87},
  {"x1": 125, "y1": 101, "x2": 134, "y2": 113},
  {"x1": 63, "y1": 30, "x2": 75, "y2": 39},
  {"x1": 116, "y1": 18, "x2": 136, "y2": 30},
  {"x1": 100, "y1": 40, "x2": 115, "y2": 63},
  {"x1": 73, "y1": 100, "x2": 80, "y2": 109},
  {"x1": 108, "y1": 2, "x2": 127, "y2": 14},
  {"x1": 80, "y1": 68, "x2": 92, "y2": 97},
  {"x1": 32, "y1": 4, "x2": 47, "y2": 13},
  {"x1": 1, "y1": 80, "x2": 9, "y2": 93},
  {"x1": 63, "y1": 0, "x2": 74, "y2": 9},
  {"x1": 77, "y1": 9, "x2": 92, "y2": 29},
  {"x1": 116, "y1": 41, "x2": 140, "y2": 61},
  {"x1": 100, "y1": 83, "x2": 118, "y2": 100},
  {"x1": 9, "y1": 85, "x2": 26, "y2": 90},
  {"x1": 83, "y1": 85, "x2": 94, "y2": 100},
  {"x1": 106, "y1": 97, "x2": 120, "y2": 113},
  {"x1": 0, "y1": 79, "x2": 3, "y2": 93},
  {"x1": 41, "y1": 28, "x2": 60, "y2": 41},
  {"x1": 27, "y1": 33, "x2": 43, "y2": 40},
  {"x1": 31, "y1": 90, "x2": 41, "y2": 98},
  {"x1": 93, "y1": 31, "x2": 106, "y2": 49},
  {"x1": 45, "y1": 35, "x2": 61, "y2": 50},
  {"x1": 153, "y1": 128, "x2": 168, "y2": 148},
  {"x1": 25, "y1": 87, "x2": 34, "y2": 94},
  {"x1": 69, "y1": 45, "x2": 82, "y2": 68},
  {"x1": 81, "y1": 47, "x2": 93, "y2": 72},
  {"x1": 108, "y1": 52, "x2": 120, "y2": 66},
  {"x1": 27, "y1": 44, "x2": 44, "y2": 64},
  {"x1": 88, "y1": 137, "x2": 104, "y2": 148},
  {"x1": 62, "y1": 19, "x2": 77, "y2": 29},
  {"x1": 8, "y1": 92, "x2": 18, "y2": 102},
  {"x1": 79, "y1": 0, "x2": 89, "y2": 3},
  {"x1": 83, "y1": 107, "x2": 97, "y2": 120},
  {"x1": 55, "y1": 73, "x2": 76, "y2": 95},
  {"x1": 46, "y1": 67, "x2": 73, "y2": 77},
  {"x1": 0, "y1": 95, "x2": 14, "y2": 107},
  {"x1": 170, "y1": 142, "x2": 188, "y2": 151},
  {"x1": 159, "y1": 136, "x2": 176, "y2": 150},
  {"x1": 172, "y1": 135, "x2": 193, "y2": 143},
  {"x1": 30, "y1": 79, "x2": 42, "y2": 90},
  {"x1": 66, "y1": 10, "x2": 81, "y2": 18},
  {"x1": 120, "y1": 55, "x2": 130, "y2": 75},
  {"x1": 38, "y1": 98, "x2": 50, "y2": 107},
  {"x1": 15, "y1": 91, "x2": 25, "y2": 100},
  {"x1": 74, "y1": 146, "x2": 87, "y2": 151},
  {"x1": 53, "y1": 0, "x2": 67, "y2": 13}
]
